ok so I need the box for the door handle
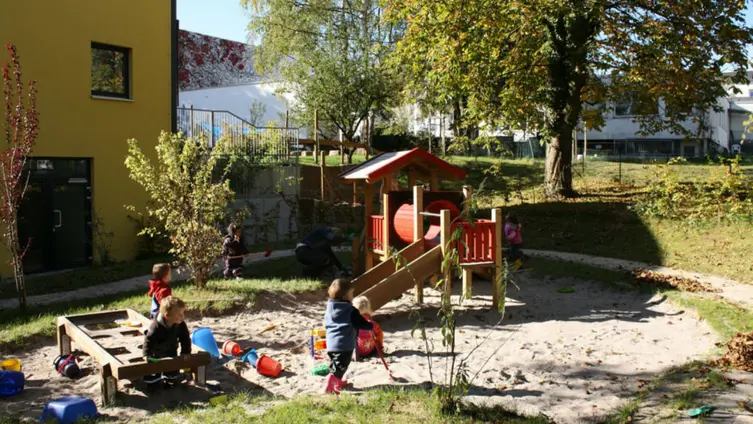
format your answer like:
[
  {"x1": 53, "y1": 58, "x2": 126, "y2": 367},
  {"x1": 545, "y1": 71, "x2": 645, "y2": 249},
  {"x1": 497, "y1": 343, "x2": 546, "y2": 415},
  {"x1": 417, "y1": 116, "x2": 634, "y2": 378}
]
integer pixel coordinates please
[{"x1": 54, "y1": 210, "x2": 62, "y2": 228}]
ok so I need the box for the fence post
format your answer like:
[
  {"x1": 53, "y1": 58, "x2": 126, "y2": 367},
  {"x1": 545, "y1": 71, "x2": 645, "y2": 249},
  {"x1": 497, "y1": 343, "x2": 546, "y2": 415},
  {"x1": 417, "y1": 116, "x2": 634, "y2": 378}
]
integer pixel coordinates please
[
  {"x1": 190, "y1": 105, "x2": 194, "y2": 138},
  {"x1": 320, "y1": 150, "x2": 326, "y2": 201},
  {"x1": 210, "y1": 111, "x2": 215, "y2": 147}
]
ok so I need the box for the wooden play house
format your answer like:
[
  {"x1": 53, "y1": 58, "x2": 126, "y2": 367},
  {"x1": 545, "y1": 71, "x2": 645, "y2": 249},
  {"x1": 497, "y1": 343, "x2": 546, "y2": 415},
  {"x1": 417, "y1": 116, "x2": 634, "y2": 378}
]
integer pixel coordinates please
[{"x1": 341, "y1": 148, "x2": 504, "y2": 307}]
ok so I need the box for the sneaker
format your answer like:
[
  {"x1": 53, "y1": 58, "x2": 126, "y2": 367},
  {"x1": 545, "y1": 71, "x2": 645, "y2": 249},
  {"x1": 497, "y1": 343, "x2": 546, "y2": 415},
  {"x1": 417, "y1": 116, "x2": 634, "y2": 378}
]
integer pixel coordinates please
[
  {"x1": 163, "y1": 371, "x2": 185, "y2": 383},
  {"x1": 324, "y1": 374, "x2": 341, "y2": 394},
  {"x1": 143, "y1": 374, "x2": 162, "y2": 385}
]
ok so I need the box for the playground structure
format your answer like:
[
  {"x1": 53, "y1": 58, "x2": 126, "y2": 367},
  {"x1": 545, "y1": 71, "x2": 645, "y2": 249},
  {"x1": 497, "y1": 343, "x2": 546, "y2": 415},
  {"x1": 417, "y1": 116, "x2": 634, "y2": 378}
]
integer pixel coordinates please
[
  {"x1": 57, "y1": 309, "x2": 210, "y2": 406},
  {"x1": 340, "y1": 148, "x2": 503, "y2": 312}
]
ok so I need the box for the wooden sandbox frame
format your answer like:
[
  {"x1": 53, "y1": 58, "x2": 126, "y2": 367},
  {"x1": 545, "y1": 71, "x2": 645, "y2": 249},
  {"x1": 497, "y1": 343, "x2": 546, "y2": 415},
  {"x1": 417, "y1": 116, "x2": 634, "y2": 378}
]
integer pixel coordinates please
[{"x1": 57, "y1": 308, "x2": 211, "y2": 406}]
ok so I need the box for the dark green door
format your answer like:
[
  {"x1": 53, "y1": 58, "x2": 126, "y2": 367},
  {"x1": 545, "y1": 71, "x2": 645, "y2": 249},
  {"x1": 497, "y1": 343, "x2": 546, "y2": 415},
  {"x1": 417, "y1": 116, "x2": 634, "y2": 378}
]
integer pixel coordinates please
[{"x1": 18, "y1": 158, "x2": 92, "y2": 273}]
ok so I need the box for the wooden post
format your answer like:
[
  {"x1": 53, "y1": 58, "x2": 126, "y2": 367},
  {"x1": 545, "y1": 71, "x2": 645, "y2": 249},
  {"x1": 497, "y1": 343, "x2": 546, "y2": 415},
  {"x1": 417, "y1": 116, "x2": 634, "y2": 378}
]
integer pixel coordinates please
[
  {"x1": 382, "y1": 176, "x2": 391, "y2": 261},
  {"x1": 462, "y1": 185, "x2": 473, "y2": 216},
  {"x1": 364, "y1": 183, "x2": 374, "y2": 271},
  {"x1": 57, "y1": 323, "x2": 71, "y2": 356},
  {"x1": 430, "y1": 171, "x2": 439, "y2": 191},
  {"x1": 440, "y1": 209, "x2": 451, "y2": 302},
  {"x1": 352, "y1": 181, "x2": 358, "y2": 206},
  {"x1": 320, "y1": 151, "x2": 326, "y2": 201},
  {"x1": 462, "y1": 267, "x2": 473, "y2": 301},
  {"x1": 491, "y1": 208, "x2": 503, "y2": 309},
  {"x1": 407, "y1": 169, "x2": 417, "y2": 188},
  {"x1": 100, "y1": 363, "x2": 117, "y2": 407},
  {"x1": 413, "y1": 185, "x2": 424, "y2": 304},
  {"x1": 314, "y1": 109, "x2": 319, "y2": 164}
]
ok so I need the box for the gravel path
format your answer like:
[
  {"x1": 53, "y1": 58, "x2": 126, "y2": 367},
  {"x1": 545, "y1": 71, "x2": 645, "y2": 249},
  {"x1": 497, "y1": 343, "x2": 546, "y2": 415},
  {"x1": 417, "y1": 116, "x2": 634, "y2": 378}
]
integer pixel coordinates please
[
  {"x1": 0, "y1": 249, "x2": 301, "y2": 310},
  {"x1": 526, "y1": 249, "x2": 753, "y2": 309},
  {"x1": 2, "y1": 248, "x2": 751, "y2": 311}
]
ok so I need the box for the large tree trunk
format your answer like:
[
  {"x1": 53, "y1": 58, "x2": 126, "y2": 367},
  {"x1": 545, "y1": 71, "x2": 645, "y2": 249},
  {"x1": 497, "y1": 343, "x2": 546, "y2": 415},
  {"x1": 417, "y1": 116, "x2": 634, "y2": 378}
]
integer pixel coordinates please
[{"x1": 545, "y1": 133, "x2": 575, "y2": 198}]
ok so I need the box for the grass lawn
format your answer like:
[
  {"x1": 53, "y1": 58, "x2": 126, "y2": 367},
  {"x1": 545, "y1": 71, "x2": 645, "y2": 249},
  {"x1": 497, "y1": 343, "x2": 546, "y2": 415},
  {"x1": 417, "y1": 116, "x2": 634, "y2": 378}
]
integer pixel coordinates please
[
  {"x1": 0, "y1": 253, "x2": 348, "y2": 353},
  {"x1": 148, "y1": 388, "x2": 551, "y2": 424}
]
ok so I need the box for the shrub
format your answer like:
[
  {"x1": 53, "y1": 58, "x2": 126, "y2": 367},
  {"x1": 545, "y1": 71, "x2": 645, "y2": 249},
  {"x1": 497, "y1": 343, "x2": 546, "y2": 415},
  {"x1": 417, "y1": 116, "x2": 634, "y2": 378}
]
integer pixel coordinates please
[{"x1": 125, "y1": 132, "x2": 236, "y2": 287}]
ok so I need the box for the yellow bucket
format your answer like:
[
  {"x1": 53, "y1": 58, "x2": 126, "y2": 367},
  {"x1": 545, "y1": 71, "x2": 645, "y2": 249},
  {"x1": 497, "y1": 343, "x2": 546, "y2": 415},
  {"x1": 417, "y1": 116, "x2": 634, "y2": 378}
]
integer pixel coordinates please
[{"x1": 1, "y1": 358, "x2": 21, "y2": 371}]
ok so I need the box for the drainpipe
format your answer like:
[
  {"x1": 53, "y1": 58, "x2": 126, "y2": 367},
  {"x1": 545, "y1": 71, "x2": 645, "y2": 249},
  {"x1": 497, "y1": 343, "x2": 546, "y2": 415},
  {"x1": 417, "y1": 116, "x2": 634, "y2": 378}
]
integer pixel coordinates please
[{"x1": 171, "y1": 0, "x2": 178, "y2": 133}]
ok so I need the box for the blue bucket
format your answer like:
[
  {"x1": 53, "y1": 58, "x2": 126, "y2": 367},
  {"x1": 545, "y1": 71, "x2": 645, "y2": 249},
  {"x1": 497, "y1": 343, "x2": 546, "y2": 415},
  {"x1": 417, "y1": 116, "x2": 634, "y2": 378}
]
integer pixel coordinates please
[
  {"x1": 241, "y1": 349, "x2": 258, "y2": 367},
  {"x1": 0, "y1": 370, "x2": 23, "y2": 397},
  {"x1": 191, "y1": 328, "x2": 221, "y2": 358},
  {"x1": 40, "y1": 396, "x2": 97, "y2": 424}
]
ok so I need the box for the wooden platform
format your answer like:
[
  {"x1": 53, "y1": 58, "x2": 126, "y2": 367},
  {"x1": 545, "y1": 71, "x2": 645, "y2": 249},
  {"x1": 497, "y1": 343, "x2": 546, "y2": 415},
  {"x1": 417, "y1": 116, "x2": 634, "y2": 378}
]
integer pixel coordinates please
[{"x1": 57, "y1": 309, "x2": 211, "y2": 406}]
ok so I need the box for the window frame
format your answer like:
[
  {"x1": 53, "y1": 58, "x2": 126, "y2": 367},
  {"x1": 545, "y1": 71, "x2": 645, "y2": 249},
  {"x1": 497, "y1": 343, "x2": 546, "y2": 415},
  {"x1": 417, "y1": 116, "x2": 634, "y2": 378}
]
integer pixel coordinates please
[{"x1": 90, "y1": 42, "x2": 131, "y2": 99}]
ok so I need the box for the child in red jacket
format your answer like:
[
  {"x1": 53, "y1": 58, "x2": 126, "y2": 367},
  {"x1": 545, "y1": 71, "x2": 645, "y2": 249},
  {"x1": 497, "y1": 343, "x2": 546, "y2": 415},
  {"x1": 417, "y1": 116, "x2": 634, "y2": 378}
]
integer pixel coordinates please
[{"x1": 148, "y1": 263, "x2": 172, "y2": 319}]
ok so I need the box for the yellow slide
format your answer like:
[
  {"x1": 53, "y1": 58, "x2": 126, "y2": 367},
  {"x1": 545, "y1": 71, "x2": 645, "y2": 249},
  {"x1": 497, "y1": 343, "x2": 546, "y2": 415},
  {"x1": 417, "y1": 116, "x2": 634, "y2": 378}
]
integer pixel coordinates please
[
  {"x1": 352, "y1": 240, "x2": 425, "y2": 296},
  {"x1": 360, "y1": 245, "x2": 443, "y2": 311}
]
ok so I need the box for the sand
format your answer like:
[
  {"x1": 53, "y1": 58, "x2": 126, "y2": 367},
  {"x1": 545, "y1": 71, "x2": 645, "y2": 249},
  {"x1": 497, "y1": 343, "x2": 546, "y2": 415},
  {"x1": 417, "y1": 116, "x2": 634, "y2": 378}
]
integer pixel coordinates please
[{"x1": 2, "y1": 273, "x2": 718, "y2": 423}]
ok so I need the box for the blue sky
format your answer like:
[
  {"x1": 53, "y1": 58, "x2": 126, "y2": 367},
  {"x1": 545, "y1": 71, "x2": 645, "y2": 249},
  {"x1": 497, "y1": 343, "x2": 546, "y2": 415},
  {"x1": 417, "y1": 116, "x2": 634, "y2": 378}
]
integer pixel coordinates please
[
  {"x1": 178, "y1": 0, "x2": 753, "y2": 49},
  {"x1": 177, "y1": 0, "x2": 250, "y2": 42}
]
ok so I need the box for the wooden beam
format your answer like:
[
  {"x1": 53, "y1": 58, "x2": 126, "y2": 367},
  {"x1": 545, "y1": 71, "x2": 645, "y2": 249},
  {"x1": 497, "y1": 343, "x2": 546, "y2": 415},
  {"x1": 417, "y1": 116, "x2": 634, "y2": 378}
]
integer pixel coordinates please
[
  {"x1": 440, "y1": 209, "x2": 451, "y2": 302},
  {"x1": 491, "y1": 208, "x2": 503, "y2": 309},
  {"x1": 430, "y1": 172, "x2": 439, "y2": 191},
  {"x1": 364, "y1": 183, "x2": 374, "y2": 271},
  {"x1": 352, "y1": 181, "x2": 358, "y2": 206},
  {"x1": 413, "y1": 185, "x2": 425, "y2": 304},
  {"x1": 407, "y1": 169, "x2": 417, "y2": 188},
  {"x1": 382, "y1": 184, "x2": 391, "y2": 261}
]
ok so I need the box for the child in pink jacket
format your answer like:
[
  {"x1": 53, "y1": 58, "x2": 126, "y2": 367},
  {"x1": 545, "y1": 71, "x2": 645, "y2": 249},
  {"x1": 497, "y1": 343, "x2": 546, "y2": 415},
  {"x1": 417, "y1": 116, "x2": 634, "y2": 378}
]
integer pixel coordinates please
[{"x1": 504, "y1": 213, "x2": 524, "y2": 270}]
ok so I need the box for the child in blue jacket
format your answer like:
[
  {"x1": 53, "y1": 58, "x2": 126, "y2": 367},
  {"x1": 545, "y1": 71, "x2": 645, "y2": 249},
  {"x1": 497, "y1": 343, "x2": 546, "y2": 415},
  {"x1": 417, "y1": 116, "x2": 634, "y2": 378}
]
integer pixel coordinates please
[{"x1": 323, "y1": 278, "x2": 373, "y2": 394}]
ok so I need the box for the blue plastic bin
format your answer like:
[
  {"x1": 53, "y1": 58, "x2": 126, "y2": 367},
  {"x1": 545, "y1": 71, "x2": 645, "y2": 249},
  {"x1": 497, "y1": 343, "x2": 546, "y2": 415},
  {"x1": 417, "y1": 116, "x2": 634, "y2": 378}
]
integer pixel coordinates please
[
  {"x1": 40, "y1": 396, "x2": 97, "y2": 424},
  {"x1": 0, "y1": 370, "x2": 24, "y2": 397},
  {"x1": 191, "y1": 327, "x2": 221, "y2": 358}
]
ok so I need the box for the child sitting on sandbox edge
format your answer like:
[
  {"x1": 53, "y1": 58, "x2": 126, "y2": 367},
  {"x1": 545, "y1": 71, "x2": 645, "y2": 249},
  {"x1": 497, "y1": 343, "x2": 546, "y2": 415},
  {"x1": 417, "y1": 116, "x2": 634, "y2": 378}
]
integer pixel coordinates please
[
  {"x1": 142, "y1": 296, "x2": 192, "y2": 387},
  {"x1": 323, "y1": 279, "x2": 373, "y2": 394}
]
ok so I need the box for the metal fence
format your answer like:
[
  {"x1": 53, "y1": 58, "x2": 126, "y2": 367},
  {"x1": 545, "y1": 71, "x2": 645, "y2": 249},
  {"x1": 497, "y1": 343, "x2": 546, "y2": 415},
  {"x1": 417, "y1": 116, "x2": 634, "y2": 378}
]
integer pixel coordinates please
[{"x1": 177, "y1": 107, "x2": 299, "y2": 163}]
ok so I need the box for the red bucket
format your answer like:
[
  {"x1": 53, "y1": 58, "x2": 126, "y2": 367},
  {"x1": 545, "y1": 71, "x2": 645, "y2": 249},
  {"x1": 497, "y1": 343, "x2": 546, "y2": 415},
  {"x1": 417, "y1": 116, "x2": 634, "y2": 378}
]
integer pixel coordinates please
[
  {"x1": 222, "y1": 340, "x2": 241, "y2": 357},
  {"x1": 256, "y1": 355, "x2": 282, "y2": 378}
]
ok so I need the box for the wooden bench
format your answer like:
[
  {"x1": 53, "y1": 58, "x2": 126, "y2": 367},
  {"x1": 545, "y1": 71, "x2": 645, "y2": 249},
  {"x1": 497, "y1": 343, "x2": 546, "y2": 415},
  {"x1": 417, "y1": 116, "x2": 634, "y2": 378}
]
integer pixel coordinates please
[{"x1": 57, "y1": 308, "x2": 211, "y2": 406}]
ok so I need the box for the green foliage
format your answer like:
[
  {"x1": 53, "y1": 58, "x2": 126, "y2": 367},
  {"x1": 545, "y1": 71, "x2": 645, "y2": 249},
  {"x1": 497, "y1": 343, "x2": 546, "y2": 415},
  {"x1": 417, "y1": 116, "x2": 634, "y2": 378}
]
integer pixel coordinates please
[
  {"x1": 635, "y1": 156, "x2": 753, "y2": 223},
  {"x1": 124, "y1": 132, "x2": 237, "y2": 287},
  {"x1": 387, "y1": 0, "x2": 753, "y2": 195},
  {"x1": 244, "y1": 0, "x2": 403, "y2": 147}
]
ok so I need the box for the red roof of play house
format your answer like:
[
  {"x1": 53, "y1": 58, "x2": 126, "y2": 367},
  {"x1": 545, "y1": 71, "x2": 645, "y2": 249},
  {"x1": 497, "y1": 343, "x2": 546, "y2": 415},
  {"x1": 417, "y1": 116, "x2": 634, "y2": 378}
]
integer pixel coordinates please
[{"x1": 339, "y1": 148, "x2": 467, "y2": 183}]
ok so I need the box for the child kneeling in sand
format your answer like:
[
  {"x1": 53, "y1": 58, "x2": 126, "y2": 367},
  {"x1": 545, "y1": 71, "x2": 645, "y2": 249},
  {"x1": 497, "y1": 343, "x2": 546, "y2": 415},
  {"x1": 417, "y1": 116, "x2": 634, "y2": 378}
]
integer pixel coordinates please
[
  {"x1": 323, "y1": 279, "x2": 372, "y2": 394},
  {"x1": 353, "y1": 296, "x2": 383, "y2": 358},
  {"x1": 142, "y1": 296, "x2": 191, "y2": 386}
]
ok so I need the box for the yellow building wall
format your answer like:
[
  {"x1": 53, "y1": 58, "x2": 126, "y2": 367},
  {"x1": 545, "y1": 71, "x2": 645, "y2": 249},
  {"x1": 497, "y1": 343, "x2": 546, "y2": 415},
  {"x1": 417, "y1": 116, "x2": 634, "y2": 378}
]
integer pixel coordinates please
[{"x1": 0, "y1": 0, "x2": 173, "y2": 270}]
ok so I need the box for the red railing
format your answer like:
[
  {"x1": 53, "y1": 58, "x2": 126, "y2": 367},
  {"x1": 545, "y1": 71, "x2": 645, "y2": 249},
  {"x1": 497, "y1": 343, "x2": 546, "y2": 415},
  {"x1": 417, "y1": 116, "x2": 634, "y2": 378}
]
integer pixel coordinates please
[
  {"x1": 369, "y1": 215, "x2": 385, "y2": 251},
  {"x1": 452, "y1": 219, "x2": 496, "y2": 264}
]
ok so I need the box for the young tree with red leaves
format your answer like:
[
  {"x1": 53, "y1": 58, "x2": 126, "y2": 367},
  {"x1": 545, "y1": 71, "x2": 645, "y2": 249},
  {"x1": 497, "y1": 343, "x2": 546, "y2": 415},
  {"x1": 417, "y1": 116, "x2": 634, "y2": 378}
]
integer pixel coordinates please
[{"x1": 1, "y1": 43, "x2": 39, "y2": 309}]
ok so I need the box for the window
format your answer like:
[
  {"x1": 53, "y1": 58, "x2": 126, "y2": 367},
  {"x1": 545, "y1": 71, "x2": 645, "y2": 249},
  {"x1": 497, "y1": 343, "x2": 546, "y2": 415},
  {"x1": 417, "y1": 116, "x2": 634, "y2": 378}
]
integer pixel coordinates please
[
  {"x1": 614, "y1": 92, "x2": 658, "y2": 116},
  {"x1": 91, "y1": 43, "x2": 130, "y2": 99}
]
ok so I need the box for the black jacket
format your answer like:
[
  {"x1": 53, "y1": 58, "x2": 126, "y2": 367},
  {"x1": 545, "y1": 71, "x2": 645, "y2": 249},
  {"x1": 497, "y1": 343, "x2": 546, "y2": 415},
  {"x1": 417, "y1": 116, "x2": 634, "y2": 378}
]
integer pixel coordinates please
[
  {"x1": 223, "y1": 235, "x2": 248, "y2": 269},
  {"x1": 142, "y1": 315, "x2": 191, "y2": 359}
]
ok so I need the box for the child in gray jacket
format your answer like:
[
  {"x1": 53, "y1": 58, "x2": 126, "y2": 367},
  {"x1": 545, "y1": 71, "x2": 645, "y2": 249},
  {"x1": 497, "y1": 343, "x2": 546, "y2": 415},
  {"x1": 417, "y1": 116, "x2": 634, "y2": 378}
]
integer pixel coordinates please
[{"x1": 323, "y1": 278, "x2": 373, "y2": 394}]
